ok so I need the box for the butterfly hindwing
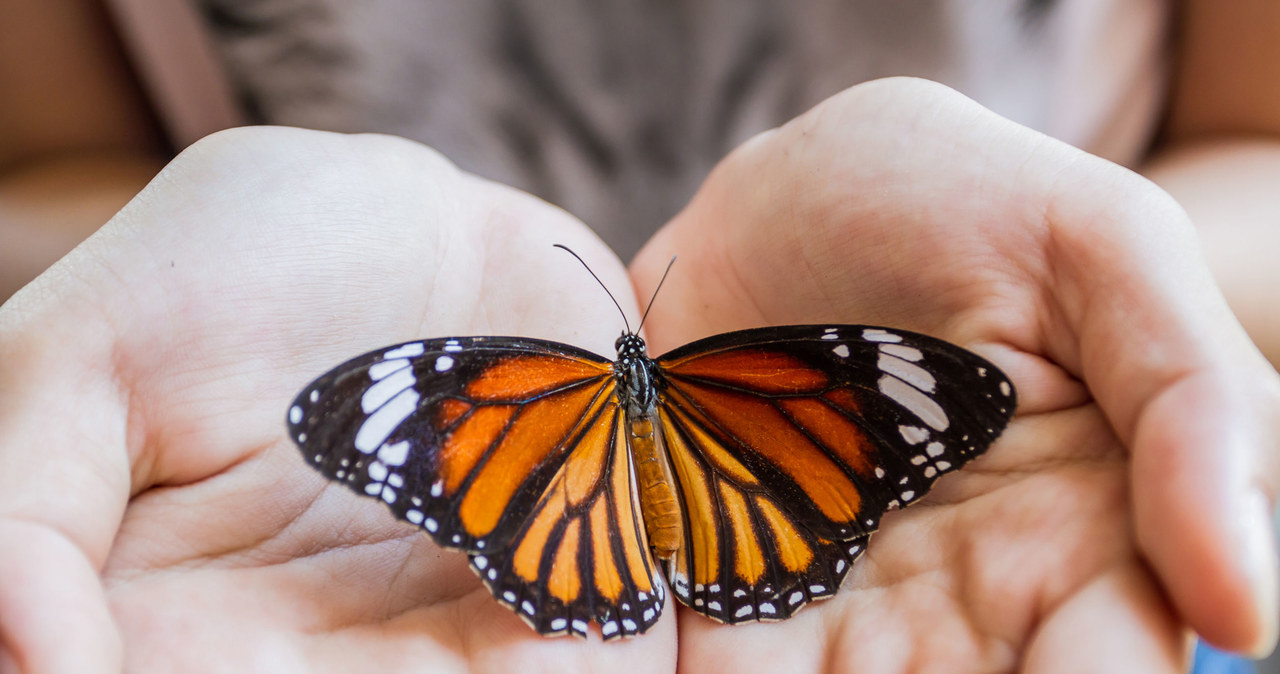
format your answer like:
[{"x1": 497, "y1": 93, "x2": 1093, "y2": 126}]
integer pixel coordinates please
[
  {"x1": 654, "y1": 324, "x2": 1015, "y2": 622},
  {"x1": 469, "y1": 403, "x2": 665, "y2": 638},
  {"x1": 288, "y1": 336, "x2": 664, "y2": 637}
]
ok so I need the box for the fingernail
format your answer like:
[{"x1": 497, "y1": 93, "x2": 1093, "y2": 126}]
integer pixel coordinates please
[{"x1": 1243, "y1": 489, "x2": 1279, "y2": 658}]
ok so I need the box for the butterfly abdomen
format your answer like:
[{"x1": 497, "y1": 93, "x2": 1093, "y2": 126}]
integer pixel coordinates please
[{"x1": 628, "y1": 415, "x2": 683, "y2": 559}]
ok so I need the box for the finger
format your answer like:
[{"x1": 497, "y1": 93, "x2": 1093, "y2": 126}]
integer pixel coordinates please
[
  {"x1": 1042, "y1": 159, "x2": 1280, "y2": 655},
  {"x1": 0, "y1": 291, "x2": 132, "y2": 672},
  {"x1": 1023, "y1": 562, "x2": 1188, "y2": 673},
  {"x1": 1132, "y1": 369, "x2": 1280, "y2": 655},
  {"x1": 0, "y1": 522, "x2": 121, "y2": 674}
]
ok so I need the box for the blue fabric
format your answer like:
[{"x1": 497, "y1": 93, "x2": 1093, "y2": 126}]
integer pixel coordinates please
[{"x1": 1192, "y1": 641, "x2": 1256, "y2": 674}]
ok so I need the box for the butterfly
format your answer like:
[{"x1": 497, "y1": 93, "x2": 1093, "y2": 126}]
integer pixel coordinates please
[{"x1": 286, "y1": 247, "x2": 1016, "y2": 640}]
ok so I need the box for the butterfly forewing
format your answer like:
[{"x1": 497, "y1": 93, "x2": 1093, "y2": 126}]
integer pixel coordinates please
[
  {"x1": 654, "y1": 325, "x2": 1015, "y2": 623},
  {"x1": 288, "y1": 336, "x2": 664, "y2": 638}
]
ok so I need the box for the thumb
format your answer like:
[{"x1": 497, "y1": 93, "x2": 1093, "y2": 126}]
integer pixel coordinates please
[
  {"x1": 1045, "y1": 157, "x2": 1280, "y2": 656},
  {"x1": 0, "y1": 276, "x2": 130, "y2": 672}
]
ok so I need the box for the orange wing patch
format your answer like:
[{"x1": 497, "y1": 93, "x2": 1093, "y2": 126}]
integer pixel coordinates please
[
  {"x1": 663, "y1": 349, "x2": 828, "y2": 393},
  {"x1": 719, "y1": 483, "x2": 766, "y2": 584},
  {"x1": 435, "y1": 397, "x2": 473, "y2": 428},
  {"x1": 661, "y1": 410, "x2": 721, "y2": 586},
  {"x1": 667, "y1": 380, "x2": 862, "y2": 521},
  {"x1": 467, "y1": 354, "x2": 610, "y2": 400},
  {"x1": 755, "y1": 496, "x2": 814, "y2": 574},
  {"x1": 548, "y1": 519, "x2": 582, "y2": 603},
  {"x1": 439, "y1": 404, "x2": 515, "y2": 495},
  {"x1": 777, "y1": 397, "x2": 876, "y2": 477},
  {"x1": 460, "y1": 381, "x2": 606, "y2": 537},
  {"x1": 589, "y1": 499, "x2": 625, "y2": 601},
  {"x1": 469, "y1": 401, "x2": 666, "y2": 639}
]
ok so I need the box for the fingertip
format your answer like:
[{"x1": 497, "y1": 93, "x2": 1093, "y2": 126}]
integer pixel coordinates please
[
  {"x1": 1240, "y1": 488, "x2": 1278, "y2": 658},
  {"x1": 1133, "y1": 371, "x2": 1280, "y2": 655}
]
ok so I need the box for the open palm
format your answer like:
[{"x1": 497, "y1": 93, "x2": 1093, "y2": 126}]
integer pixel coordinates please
[
  {"x1": 0, "y1": 78, "x2": 1276, "y2": 674},
  {"x1": 633, "y1": 78, "x2": 1278, "y2": 671}
]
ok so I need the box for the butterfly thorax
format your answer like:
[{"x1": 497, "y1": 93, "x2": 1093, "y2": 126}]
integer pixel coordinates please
[
  {"x1": 614, "y1": 332, "x2": 683, "y2": 559},
  {"x1": 614, "y1": 333, "x2": 657, "y2": 416}
]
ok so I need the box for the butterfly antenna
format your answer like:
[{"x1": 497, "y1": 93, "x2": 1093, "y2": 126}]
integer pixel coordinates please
[
  {"x1": 635, "y1": 255, "x2": 676, "y2": 335},
  {"x1": 553, "y1": 244, "x2": 632, "y2": 333}
]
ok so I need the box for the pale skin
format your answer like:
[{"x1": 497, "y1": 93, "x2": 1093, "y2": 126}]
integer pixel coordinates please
[
  {"x1": 2, "y1": 78, "x2": 1279, "y2": 672},
  {"x1": 3, "y1": 4, "x2": 1280, "y2": 674}
]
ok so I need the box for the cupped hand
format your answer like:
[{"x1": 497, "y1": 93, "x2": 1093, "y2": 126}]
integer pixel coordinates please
[
  {"x1": 0, "y1": 128, "x2": 674, "y2": 673},
  {"x1": 632, "y1": 77, "x2": 1280, "y2": 671}
]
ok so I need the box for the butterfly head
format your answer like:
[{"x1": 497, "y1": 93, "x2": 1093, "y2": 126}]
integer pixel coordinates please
[{"x1": 615, "y1": 332, "x2": 648, "y2": 362}]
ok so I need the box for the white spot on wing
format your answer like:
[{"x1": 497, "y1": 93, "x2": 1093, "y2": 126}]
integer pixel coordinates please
[
  {"x1": 474, "y1": 556, "x2": 488, "y2": 570},
  {"x1": 571, "y1": 619, "x2": 588, "y2": 633},
  {"x1": 503, "y1": 591, "x2": 516, "y2": 602},
  {"x1": 924, "y1": 466, "x2": 937, "y2": 478},
  {"x1": 522, "y1": 601, "x2": 535, "y2": 615},
  {"x1": 878, "y1": 375, "x2": 949, "y2": 430},
  {"x1": 354, "y1": 388, "x2": 420, "y2": 453},
  {"x1": 734, "y1": 605, "x2": 753, "y2": 618},
  {"x1": 368, "y1": 358, "x2": 409, "y2": 381},
  {"x1": 899, "y1": 425, "x2": 929, "y2": 444},
  {"x1": 384, "y1": 343, "x2": 425, "y2": 359},
  {"x1": 862, "y1": 329, "x2": 903, "y2": 343},
  {"x1": 878, "y1": 353, "x2": 937, "y2": 393},
  {"x1": 622, "y1": 618, "x2": 637, "y2": 631},
  {"x1": 406, "y1": 509, "x2": 423, "y2": 524},
  {"x1": 378, "y1": 440, "x2": 410, "y2": 466},
  {"x1": 361, "y1": 367, "x2": 416, "y2": 413},
  {"x1": 760, "y1": 602, "x2": 776, "y2": 615},
  {"x1": 550, "y1": 618, "x2": 567, "y2": 631},
  {"x1": 789, "y1": 591, "x2": 804, "y2": 605},
  {"x1": 367, "y1": 460, "x2": 388, "y2": 482},
  {"x1": 289, "y1": 405, "x2": 302, "y2": 424},
  {"x1": 1000, "y1": 381, "x2": 1012, "y2": 397},
  {"x1": 880, "y1": 343, "x2": 923, "y2": 361},
  {"x1": 363, "y1": 482, "x2": 381, "y2": 495},
  {"x1": 602, "y1": 621, "x2": 620, "y2": 636},
  {"x1": 309, "y1": 390, "x2": 319, "y2": 403},
  {"x1": 927, "y1": 442, "x2": 945, "y2": 457},
  {"x1": 434, "y1": 355, "x2": 455, "y2": 372},
  {"x1": 833, "y1": 344, "x2": 851, "y2": 358}
]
